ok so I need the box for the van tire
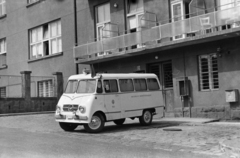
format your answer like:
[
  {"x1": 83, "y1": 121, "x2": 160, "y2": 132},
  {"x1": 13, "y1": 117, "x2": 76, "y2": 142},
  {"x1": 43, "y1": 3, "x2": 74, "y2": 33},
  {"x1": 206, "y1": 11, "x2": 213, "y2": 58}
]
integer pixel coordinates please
[
  {"x1": 113, "y1": 119, "x2": 125, "y2": 125},
  {"x1": 59, "y1": 122, "x2": 78, "y2": 131},
  {"x1": 139, "y1": 110, "x2": 153, "y2": 126},
  {"x1": 84, "y1": 113, "x2": 105, "y2": 133}
]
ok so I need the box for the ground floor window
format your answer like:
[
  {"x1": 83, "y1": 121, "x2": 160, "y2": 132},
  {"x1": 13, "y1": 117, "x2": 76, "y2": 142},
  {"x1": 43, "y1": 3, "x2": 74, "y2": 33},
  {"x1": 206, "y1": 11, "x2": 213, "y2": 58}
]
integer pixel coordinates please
[
  {"x1": 0, "y1": 87, "x2": 6, "y2": 98},
  {"x1": 199, "y1": 53, "x2": 219, "y2": 91},
  {"x1": 38, "y1": 80, "x2": 53, "y2": 97}
]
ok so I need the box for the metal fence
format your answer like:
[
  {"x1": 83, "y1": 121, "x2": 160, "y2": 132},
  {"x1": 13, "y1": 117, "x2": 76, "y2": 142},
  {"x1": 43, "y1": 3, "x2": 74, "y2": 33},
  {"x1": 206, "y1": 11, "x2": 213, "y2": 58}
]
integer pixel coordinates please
[
  {"x1": 0, "y1": 75, "x2": 56, "y2": 98},
  {"x1": 0, "y1": 75, "x2": 22, "y2": 98},
  {"x1": 74, "y1": 5, "x2": 240, "y2": 60}
]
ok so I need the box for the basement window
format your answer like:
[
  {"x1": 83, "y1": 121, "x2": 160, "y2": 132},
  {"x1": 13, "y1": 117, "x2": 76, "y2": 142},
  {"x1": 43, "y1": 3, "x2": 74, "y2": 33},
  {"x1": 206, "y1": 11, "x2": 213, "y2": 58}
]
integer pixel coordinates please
[
  {"x1": 0, "y1": 87, "x2": 6, "y2": 98},
  {"x1": 199, "y1": 53, "x2": 219, "y2": 91},
  {"x1": 38, "y1": 80, "x2": 53, "y2": 97}
]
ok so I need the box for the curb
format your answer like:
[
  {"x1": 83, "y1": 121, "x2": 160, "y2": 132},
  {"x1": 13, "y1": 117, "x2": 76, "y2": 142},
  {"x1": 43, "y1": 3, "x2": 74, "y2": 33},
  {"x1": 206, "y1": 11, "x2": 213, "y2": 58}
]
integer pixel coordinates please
[
  {"x1": 0, "y1": 111, "x2": 55, "y2": 117},
  {"x1": 219, "y1": 139, "x2": 240, "y2": 158}
]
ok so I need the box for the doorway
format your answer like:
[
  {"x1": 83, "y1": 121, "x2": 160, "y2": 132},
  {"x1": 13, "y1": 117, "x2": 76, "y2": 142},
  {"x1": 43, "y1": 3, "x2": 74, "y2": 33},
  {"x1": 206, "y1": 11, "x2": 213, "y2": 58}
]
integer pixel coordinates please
[{"x1": 148, "y1": 61, "x2": 174, "y2": 112}]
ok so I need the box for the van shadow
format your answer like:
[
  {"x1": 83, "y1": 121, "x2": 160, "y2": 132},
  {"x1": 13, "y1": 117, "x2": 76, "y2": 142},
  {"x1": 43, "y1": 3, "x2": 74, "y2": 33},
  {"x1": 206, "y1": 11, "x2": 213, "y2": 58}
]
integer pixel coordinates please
[{"x1": 73, "y1": 121, "x2": 182, "y2": 134}]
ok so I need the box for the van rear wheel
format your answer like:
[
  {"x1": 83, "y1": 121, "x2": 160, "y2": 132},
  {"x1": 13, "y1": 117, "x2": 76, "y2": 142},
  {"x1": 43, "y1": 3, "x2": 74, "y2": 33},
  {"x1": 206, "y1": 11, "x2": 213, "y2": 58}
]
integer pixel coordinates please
[
  {"x1": 139, "y1": 110, "x2": 153, "y2": 126},
  {"x1": 59, "y1": 122, "x2": 78, "y2": 131},
  {"x1": 113, "y1": 119, "x2": 125, "y2": 125},
  {"x1": 84, "y1": 113, "x2": 105, "y2": 133}
]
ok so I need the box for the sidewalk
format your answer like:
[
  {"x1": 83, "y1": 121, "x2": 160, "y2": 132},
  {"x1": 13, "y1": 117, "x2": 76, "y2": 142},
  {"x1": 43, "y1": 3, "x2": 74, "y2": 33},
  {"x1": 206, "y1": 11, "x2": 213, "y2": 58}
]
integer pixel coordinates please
[{"x1": 154, "y1": 116, "x2": 240, "y2": 158}]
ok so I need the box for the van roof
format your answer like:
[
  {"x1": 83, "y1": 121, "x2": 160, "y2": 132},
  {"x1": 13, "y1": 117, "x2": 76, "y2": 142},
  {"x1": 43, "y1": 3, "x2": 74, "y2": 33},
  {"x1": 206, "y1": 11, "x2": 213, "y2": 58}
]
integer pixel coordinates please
[{"x1": 68, "y1": 73, "x2": 158, "y2": 80}]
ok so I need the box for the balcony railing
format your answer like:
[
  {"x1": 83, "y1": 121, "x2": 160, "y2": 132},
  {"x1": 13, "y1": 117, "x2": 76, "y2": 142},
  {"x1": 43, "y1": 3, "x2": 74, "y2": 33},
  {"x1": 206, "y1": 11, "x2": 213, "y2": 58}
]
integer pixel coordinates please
[{"x1": 74, "y1": 5, "x2": 240, "y2": 62}]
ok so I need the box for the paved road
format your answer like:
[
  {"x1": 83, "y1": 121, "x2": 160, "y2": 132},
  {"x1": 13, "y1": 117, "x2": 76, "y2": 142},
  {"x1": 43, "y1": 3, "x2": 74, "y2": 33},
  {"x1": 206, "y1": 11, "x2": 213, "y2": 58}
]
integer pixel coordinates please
[{"x1": 0, "y1": 114, "x2": 240, "y2": 157}]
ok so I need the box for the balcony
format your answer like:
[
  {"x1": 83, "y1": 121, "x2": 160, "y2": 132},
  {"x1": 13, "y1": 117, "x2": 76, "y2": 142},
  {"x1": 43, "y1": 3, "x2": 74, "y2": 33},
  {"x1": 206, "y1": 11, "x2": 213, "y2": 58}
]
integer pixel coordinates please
[{"x1": 74, "y1": 5, "x2": 240, "y2": 64}]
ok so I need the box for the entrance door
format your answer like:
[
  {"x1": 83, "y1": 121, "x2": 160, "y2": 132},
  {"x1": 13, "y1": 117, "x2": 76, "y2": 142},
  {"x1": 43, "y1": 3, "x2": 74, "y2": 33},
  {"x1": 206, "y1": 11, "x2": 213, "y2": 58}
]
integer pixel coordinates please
[{"x1": 148, "y1": 62, "x2": 174, "y2": 112}]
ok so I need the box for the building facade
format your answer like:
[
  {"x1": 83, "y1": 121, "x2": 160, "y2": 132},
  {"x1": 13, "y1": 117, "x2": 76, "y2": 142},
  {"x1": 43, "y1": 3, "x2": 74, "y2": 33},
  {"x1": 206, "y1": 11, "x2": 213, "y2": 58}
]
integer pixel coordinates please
[
  {"x1": 74, "y1": 0, "x2": 240, "y2": 119},
  {"x1": 1, "y1": 0, "x2": 240, "y2": 119},
  {"x1": 0, "y1": 0, "x2": 87, "y2": 99}
]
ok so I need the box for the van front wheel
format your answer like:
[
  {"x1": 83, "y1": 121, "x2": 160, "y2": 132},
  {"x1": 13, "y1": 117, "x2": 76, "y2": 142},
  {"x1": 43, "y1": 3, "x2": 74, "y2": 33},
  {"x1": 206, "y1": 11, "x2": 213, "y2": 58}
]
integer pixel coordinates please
[
  {"x1": 59, "y1": 122, "x2": 78, "y2": 131},
  {"x1": 84, "y1": 113, "x2": 105, "y2": 133},
  {"x1": 139, "y1": 110, "x2": 153, "y2": 126}
]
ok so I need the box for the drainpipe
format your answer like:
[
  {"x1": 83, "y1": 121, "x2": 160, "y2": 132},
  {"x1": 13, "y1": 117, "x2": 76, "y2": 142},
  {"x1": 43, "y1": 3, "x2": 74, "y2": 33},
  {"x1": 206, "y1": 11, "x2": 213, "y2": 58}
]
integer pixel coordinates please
[{"x1": 73, "y1": 0, "x2": 79, "y2": 74}]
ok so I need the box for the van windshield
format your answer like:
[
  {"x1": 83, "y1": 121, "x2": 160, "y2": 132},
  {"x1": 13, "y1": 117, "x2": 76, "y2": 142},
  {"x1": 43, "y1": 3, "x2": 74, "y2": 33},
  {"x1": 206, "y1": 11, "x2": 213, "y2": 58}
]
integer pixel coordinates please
[
  {"x1": 76, "y1": 79, "x2": 96, "y2": 93},
  {"x1": 65, "y1": 80, "x2": 78, "y2": 93}
]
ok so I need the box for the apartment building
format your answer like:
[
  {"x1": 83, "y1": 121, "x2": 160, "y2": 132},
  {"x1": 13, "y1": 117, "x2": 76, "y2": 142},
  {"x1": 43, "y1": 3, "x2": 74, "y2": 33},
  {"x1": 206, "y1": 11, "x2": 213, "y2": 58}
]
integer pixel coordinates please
[
  {"x1": 74, "y1": 0, "x2": 240, "y2": 119},
  {"x1": 0, "y1": 0, "x2": 87, "y2": 99},
  {"x1": 1, "y1": 0, "x2": 240, "y2": 118}
]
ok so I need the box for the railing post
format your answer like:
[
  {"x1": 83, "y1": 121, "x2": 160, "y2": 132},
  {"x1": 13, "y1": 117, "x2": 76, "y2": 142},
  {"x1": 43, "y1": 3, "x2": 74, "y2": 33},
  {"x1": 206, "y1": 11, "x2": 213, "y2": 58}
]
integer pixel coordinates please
[
  {"x1": 20, "y1": 71, "x2": 32, "y2": 100},
  {"x1": 52, "y1": 72, "x2": 63, "y2": 100}
]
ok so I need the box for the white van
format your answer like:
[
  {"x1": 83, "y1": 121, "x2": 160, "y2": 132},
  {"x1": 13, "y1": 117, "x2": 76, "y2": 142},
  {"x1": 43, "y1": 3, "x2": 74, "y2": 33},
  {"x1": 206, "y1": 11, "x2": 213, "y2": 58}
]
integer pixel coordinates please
[{"x1": 55, "y1": 73, "x2": 164, "y2": 133}]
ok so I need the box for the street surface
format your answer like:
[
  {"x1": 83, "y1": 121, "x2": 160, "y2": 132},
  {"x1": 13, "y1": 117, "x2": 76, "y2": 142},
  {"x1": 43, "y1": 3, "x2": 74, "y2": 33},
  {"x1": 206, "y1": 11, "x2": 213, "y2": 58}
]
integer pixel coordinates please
[{"x1": 0, "y1": 114, "x2": 240, "y2": 158}]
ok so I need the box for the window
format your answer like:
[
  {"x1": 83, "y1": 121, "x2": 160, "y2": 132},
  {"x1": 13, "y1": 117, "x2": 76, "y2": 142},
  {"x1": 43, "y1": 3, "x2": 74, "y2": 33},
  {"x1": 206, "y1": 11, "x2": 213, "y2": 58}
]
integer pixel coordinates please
[
  {"x1": 147, "y1": 78, "x2": 160, "y2": 90},
  {"x1": 0, "y1": 38, "x2": 6, "y2": 54},
  {"x1": 128, "y1": 0, "x2": 144, "y2": 14},
  {"x1": 28, "y1": 0, "x2": 40, "y2": 4},
  {"x1": 162, "y1": 62, "x2": 173, "y2": 88},
  {"x1": 65, "y1": 80, "x2": 78, "y2": 93},
  {"x1": 0, "y1": 87, "x2": 6, "y2": 98},
  {"x1": 119, "y1": 79, "x2": 134, "y2": 92},
  {"x1": 127, "y1": 0, "x2": 144, "y2": 33},
  {"x1": 76, "y1": 79, "x2": 96, "y2": 93},
  {"x1": 38, "y1": 80, "x2": 53, "y2": 97},
  {"x1": 95, "y1": 3, "x2": 110, "y2": 41},
  {"x1": 134, "y1": 79, "x2": 147, "y2": 91},
  {"x1": 0, "y1": 0, "x2": 6, "y2": 17},
  {"x1": 30, "y1": 20, "x2": 62, "y2": 59},
  {"x1": 103, "y1": 80, "x2": 118, "y2": 93},
  {"x1": 199, "y1": 54, "x2": 219, "y2": 91}
]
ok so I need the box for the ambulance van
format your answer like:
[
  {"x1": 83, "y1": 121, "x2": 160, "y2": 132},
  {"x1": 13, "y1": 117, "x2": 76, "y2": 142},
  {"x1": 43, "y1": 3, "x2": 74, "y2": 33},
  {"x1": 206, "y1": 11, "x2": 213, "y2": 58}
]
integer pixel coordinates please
[{"x1": 55, "y1": 73, "x2": 164, "y2": 133}]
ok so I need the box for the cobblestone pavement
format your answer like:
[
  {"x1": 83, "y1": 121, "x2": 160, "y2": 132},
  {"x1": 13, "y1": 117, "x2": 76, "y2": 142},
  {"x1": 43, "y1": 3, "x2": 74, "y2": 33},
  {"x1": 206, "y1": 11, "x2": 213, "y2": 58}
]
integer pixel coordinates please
[{"x1": 0, "y1": 114, "x2": 240, "y2": 157}]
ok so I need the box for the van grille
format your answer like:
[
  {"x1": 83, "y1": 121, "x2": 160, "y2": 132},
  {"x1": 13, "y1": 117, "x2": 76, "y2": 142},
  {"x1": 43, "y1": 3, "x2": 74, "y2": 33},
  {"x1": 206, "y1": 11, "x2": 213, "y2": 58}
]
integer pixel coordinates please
[{"x1": 63, "y1": 104, "x2": 78, "y2": 112}]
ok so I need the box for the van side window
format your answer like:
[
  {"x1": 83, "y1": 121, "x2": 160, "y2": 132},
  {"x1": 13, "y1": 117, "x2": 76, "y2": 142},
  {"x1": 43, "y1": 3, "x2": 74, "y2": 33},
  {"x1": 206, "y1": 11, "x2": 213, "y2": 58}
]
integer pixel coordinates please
[
  {"x1": 96, "y1": 80, "x2": 103, "y2": 93},
  {"x1": 147, "y1": 78, "x2": 160, "y2": 90},
  {"x1": 103, "y1": 80, "x2": 118, "y2": 93},
  {"x1": 119, "y1": 79, "x2": 134, "y2": 92},
  {"x1": 134, "y1": 79, "x2": 147, "y2": 91}
]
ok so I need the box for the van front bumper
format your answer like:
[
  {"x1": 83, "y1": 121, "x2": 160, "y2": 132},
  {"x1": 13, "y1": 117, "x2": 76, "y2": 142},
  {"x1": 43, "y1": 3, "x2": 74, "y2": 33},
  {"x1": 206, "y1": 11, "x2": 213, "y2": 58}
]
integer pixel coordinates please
[{"x1": 55, "y1": 113, "x2": 88, "y2": 122}]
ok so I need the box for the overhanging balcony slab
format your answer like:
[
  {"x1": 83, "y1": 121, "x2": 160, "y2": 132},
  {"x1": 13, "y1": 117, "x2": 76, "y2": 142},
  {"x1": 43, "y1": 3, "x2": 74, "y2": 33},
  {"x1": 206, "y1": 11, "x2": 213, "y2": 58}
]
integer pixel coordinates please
[{"x1": 75, "y1": 27, "x2": 240, "y2": 64}]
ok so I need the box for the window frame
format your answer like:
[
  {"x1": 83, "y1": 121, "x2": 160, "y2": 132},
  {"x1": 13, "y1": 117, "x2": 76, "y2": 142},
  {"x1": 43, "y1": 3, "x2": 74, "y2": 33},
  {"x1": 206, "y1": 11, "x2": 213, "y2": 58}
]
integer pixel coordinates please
[
  {"x1": 29, "y1": 20, "x2": 62, "y2": 59},
  {"x1": 133, "y1": 78, "x2": 147, "y2": 91},
  {"x1": 27, "y1": 0, "x2": 40, "y2": 4},
  {"x1": 38, "y1": 79, "x2": 54, "y2": 97},
  {"x1": 198, "y1": 53, "x2": 219, "y2": 91},
  {"x1": 119, "y1": 79, "x2": 134, "y2": 92},
  {"x1": 126, "y1": 0, "x2": 144, "y2": 32},
  {"x1": 95, "y1": 2, "x2": 111, "y2": 41},
  {"x1": 147, "y1": 78, "x2": 160, "y2": 91},
  {"x1": 0, "y1": 0, "x2": 6, "y2": 17},
  {"x1": 103, "y1": 79, "x2": 119, "y2": 93},
  {"x1": 0, "y1": 38, "x2": 6, "y2": 55},
  {"x1": 0, "y1": 86, "x2": 6, "y2": 98}
]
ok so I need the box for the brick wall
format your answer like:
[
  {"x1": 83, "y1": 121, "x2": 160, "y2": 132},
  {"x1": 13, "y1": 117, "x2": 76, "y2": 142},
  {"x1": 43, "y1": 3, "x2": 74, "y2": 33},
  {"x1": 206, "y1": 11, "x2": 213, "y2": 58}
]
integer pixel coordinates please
[{"x1": 0, "y1": 98, "x2": 57, "y2": 114}]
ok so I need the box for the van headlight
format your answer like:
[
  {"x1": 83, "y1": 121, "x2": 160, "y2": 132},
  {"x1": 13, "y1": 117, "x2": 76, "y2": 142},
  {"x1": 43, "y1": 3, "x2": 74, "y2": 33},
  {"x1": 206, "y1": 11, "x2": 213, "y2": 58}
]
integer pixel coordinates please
[
  {"x1": 79, "y1": 106, "x2": 86, "y2": 113},
  {"x1": 56, "y1": 106, "x2": 61, "y2": 114}
]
